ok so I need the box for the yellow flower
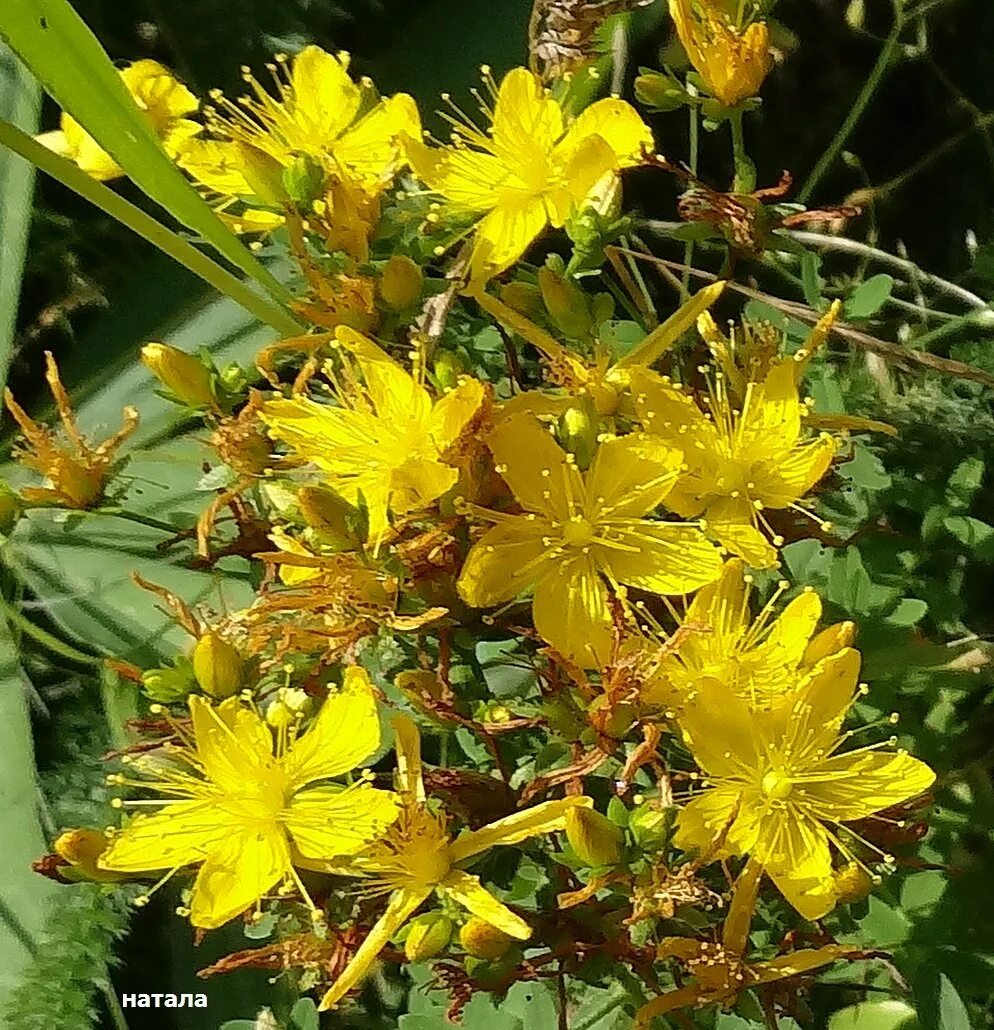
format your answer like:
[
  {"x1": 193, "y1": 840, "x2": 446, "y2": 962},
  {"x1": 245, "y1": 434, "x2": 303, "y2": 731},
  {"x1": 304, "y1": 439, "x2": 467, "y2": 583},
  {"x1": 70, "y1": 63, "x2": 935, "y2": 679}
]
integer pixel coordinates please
[
  {"x1": 668, "y1": 0, "x2": 773, "y2": 108},
  {"x1": 633, "y1": 357, "x2": 838, "y2": 568},
  {"x1": 474, "y1": 280, "x2": 726, "y2": 417},
  {"x1": 315, "y1": 715, "x2": 590, "y2": 1009},
  {"x1": 261, "y1": 326, "x2": 486, "y2": 545},
  {"x1": 405, "y1": 66, "x2": 653, "y2": 281},
  {"x1": 3, "y1": 352, "x2": 139, "y2": 509},
  {"x1": 98, "y1": 667, "x2": 398, "y2": 929},
  {"x1": 638, "y1": 558, "x2": 855, "y2": 710},
  {"x1": 673, "y1": 650, "x2": 936, "y2": 919},
  {"x1": 177, "y1": 46, "x2": 420, "y2": 231},
  {"x1": 457, "y1": 413, "x2": 722, "y2": 667},
  {"x1": 36, "y1": 60, "x2": 199, "y2": 180}
]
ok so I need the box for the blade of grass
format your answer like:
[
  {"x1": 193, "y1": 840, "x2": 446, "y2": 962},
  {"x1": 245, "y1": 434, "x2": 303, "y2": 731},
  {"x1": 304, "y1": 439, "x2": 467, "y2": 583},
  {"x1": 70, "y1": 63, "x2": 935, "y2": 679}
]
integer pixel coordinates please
[
  {"x1": 0, "y1": 119, "x2": 301, "y2": 336},
  {"x1": 0, "y1": 0, "x2": 292, "y2": 307}
]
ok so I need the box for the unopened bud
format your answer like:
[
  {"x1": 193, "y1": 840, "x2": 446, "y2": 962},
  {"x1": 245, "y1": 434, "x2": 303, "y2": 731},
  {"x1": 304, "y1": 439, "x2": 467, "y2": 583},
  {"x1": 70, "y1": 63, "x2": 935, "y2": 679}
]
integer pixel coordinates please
[
  {"x1": 297, "y1": 485, "x2": 361, "y2": 550},
  {"x1": 192, "y1": 632, "x2": 244, "y2": 699},
  {"x1": 432, "y1": 350, "x2": 465, "y2": 392},
  {"x1": 141, "y1": 661, "x2": 196, "y2": 703},
  {"x1": 833, "y1": 862, "x2": 874, "y2": 905},
  {"x1": 629, "y1": 802, "x2": 673, "y2": 850},
  {"x1": 141, "y1": 343, "x2": 216, "y2": 408},
  {"x1": 282, "y1": 154, "x2": 326, "y2": 206},
  {"x1": 380, "y1": 255, "x2": 424, "y2": 310},
  {"x1": 557, "y1": 404, "x2": 599, "y2": 471},
  {"x1": 565, "y1": 806, "x2": 624, "y2": 867},
  {"x1": 498, "y1": 282, "x2": 543, "y2": 318},
  {"x1": 405, "y1": 912, "x2": 454, "y2": 961},
  {"x1": 802, "y1": 621, "x2": 857, "y2": 667},
  {"x1": 634, "y1": 71, "x2": 688, "y2": 113},
  {"x1": 539, "y1": 265, "x2": 591, "y2": 338},
  {"x1": 459, "y1": 917, "x2": 513, "y2": 960},
  {"x1": 54, "y1": 828, "x2": 121, "y2": 882}
]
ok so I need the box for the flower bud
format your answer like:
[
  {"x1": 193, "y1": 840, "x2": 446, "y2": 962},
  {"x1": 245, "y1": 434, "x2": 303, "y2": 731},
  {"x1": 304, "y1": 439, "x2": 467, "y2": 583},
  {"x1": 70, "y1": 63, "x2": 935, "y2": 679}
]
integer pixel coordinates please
[
  {"x1": 432, "y1": 350, "x2": 465, "y2": 391},
  {"x1": 499, "y1": 282, "x2": 543, "y2": 318},
  {"x1": 629, "y1": 801, "x2": 673, "y2": 850},
  {"x1": 634, "y1": 71, "x2": 689, "y2": 113},
  {"x1": 141, "y1": 661, "x2": 196, "y2": 703},
  {"x1": 459, "y1": 917, "x2": 513, "y2": 960},
  {"x1": 405, "y1": 912, "x2": 454, "y2": 961},
  {"x1": 557, "y1": 404, "x2": 599, "y2": 471},
  {"x1": 0, "y1": 480, "x2": 24, "y2": 535},
  {"x1": 282, "y1": 154, "x2": 326, "y2": 206},
  {"x1": 565, "y1": 806, "x2": 624, "y2": 867},
  {"x1": 141, "y1": 343, "x2": 216, "y2": 408},
  {"x1": 54, "y1": 828, "x2": 121, "y2": 883},
  {"x1": 192, "y1": 632, "x2": 244, "y2": 699},
  {"x1": 833, "y1": 862, "x2": 874, "y2": 905},
  {"x1": 297, "y1": 486, "x2": 362, "y2": 550},
  {"x1": 380, "y1": 255, "x2": 424, "y2": 310},
  {"x1": 539, "y1": 265, "x2": 591, "y2": 338}
]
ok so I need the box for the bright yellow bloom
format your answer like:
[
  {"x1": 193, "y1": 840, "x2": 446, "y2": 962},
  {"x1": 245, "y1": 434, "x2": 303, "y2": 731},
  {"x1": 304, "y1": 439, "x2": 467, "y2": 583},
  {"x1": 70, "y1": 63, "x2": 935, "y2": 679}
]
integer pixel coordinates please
[
  {"x1": 457, "y1": 414, "x2": 722, "y2": 667},
  {"x1": 638, "y1": 558, "x2": 855, "y2": 710},
  {"x1": 3, "y1": 352, "x2": 139, "y2": 509},
  {"x1": 316, "y1": 715, "x2": 589, "y2": 1009},
  {"x1": 177, "y1": 46, "x2": 420, "y2": 231},
  {"x1": 475, "y1": 281, "x2": 726, "y2": 418},
  {"x1": 669, "y1": 0, "x2": 773, "y2": 108},
  {"x1": 405, "y1": 66, "x2": 653, "y2": 281},
  {"x1": 633, "y1": 358, "x2": 838, "y2": 568},
  {"x1": 37, "y1": 60, "x2": 199, "y2": 180},
  {"x1": 98, "y1": 668, "x2": 398, "y2": 929},
  {"x1": 673, "y1": 650, "x2": 936, "y2": 919},
  {"x1": 261, "y1": 326, "x2": 486, "y2": 545}
]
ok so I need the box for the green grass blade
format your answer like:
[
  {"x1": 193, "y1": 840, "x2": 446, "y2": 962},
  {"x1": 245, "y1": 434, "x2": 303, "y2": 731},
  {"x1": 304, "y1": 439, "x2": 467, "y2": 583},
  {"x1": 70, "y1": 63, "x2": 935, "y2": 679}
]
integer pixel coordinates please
[
  {"x1": 0, "y1": 0, "x2": 292, "y2": 307},
  {"x1": 0, "y1": 42, "x2": 40, "y2": 388},
  {"x1": 0, "y1": 119, "x2": 301, "y2": 336}
]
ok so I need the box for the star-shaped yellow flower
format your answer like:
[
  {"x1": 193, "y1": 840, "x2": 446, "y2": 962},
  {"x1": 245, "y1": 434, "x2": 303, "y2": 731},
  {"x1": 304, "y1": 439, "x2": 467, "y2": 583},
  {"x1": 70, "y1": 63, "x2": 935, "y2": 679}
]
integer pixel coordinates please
[
  {"x1": 673, "y1": 650, "x2": 935, "y2": 919},
  {"x1": 37, "y1": 60, "x2": 199, "y2": 181},
  {"x1": 261, "y1": 326, "x2": 486, "y2": 545},
  {"x1": 406, "y1": 66, "x2": 652, "y2": 281},
  {"x1": 457, "y1": 414, "x2": 722, "y2": 667},
  {"x1": 633, "y1": 357, "x2": 838, "y2": 568},
  {"x1": 315, "y1": 715, "x2": 589, "y2": 1009},
  {"x1": 638, "y1": 558, "x2": 855, "y2": 710},
  {"x1": 98, "y1": 667, "x2": 398, "y2": 929},
  {"x1": 669, "y1": 0, "x2": 773, "y2": 108}
]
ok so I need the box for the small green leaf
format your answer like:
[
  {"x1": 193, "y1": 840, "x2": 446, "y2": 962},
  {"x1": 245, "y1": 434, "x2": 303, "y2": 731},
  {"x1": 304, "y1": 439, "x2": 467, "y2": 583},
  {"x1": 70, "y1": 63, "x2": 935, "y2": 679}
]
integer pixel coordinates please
[
  {"x1": 289, "y1": 998, "x2": 320, "y2": 1030},
  {"x1": 886, "y1": 598, "x2": 928, "y2": 627},
  {"x1": 945, "y1": 457, "x2": 984, "y2": 511},
  {"x1": 829, "y1": 1001, "x2": 918, "y2": 1030},
  {"x1": 943, "y1": 515, "x2": 994, "y2": 559},
  {"x1": 846, "y1": 274, "x2": 894, "y2": 319},
  {"x1": 801, "y1": 250, "x2": 824, "y2": 307}
]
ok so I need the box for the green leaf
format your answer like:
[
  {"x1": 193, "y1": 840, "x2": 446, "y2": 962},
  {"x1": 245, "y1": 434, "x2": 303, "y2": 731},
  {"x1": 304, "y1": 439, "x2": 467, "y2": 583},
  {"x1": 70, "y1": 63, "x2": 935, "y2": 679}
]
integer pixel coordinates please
[
  {"x1": 917, "y1": 973, "x2": 972, "y2": 1030},
  {"x1": 0, "y1": 0, "x2": 284, "y2": 292},
  {"x1": 945, "y1": 457, "x2": 984, "y2": 511},
  {"x1": 289, "y1": 998, "x2": 320, "y2": 1030},
  {"x1": 943, "y1": 515, "x2": 994, "y2": 560},
  {"x1": 886, "y1": 597, "x2": 929, "y2": 627},
  {"x1": 845, "y1": 274, "x2": 894, "y2": 319},
  {"x1": 829, "y1": 1001, "x2": 919, "y2": 1030},
  {"x1": 801, "y1": 250, "x2": 824, "y2": 307}
]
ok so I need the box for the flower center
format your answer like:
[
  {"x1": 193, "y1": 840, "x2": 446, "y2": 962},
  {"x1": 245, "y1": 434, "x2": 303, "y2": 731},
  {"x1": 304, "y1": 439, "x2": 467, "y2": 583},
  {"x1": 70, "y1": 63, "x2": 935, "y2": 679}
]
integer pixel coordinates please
[
  {"x1": 760, "y1": 769, "x2": 793, "y2": 802},
  {"x1": 562, "y1": 517, "x2": 597, "y2": 548}
]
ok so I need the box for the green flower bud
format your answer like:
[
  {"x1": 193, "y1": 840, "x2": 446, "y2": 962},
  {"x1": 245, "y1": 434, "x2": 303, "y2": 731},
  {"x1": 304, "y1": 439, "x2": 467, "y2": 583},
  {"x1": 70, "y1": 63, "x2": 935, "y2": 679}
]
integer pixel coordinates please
[
  {"x1": 556, "y1": 404, "x2": 599, "y2": 471},
  {"x1": 380, "y1": 255, "x2": 424, "y2": 310},
  {"x1": 405, "y1": 913, "x2": 454, "y2": 961},
  {"x1": 141, "y1": 343, "x2": 216, "y2": 408},
  {"x1": 634, "y1": 71, "x2": 689, "y2": 114},
  {"x1": 565, "y1": 806, "x2": 624, "y2": 867},
  {"x1": 539, "y1": 265, "x2": 591, "y2": 338},
  {"x1": 192, "y1": 632, "x2": 244, "y2": 699},
  {"x1": 432, "y1": 350, "x2": 465, "y2": 392},
  {"x1": 141, "y1": 661, "x2": 196, "y2": 703},
  {"x1": 629, "y1": 801, "x2": 673, "y2": 850},
  {"x1": 282, "y1": 154, "x2": 326, "y2": 206},
  {"x1": 459, "y1": 917, "x2": 513, "y2": 960}
]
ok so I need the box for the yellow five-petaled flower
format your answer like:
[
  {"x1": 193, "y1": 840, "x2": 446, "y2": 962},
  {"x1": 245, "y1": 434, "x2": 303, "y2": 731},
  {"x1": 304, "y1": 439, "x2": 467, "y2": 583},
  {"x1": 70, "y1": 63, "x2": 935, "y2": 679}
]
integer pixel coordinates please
[
  {"x1": 98, "y1": 667, "x2": 398, "y2": 929},
  {"x1": 457, "y1": 413, "x2": 723, "y2": 667}
]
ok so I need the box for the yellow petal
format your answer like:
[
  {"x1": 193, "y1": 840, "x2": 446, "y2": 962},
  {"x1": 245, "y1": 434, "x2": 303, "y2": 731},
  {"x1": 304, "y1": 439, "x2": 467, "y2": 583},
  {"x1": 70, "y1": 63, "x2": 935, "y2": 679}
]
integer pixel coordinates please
[
  {"x1": 391, "y1": 713, "x2": 426, "y2": 801},
  {"x1": 533, "y1": 558, "x2": 613, "y2": 667},
  {"x1": 319, "y1": 887, "x2": 430, "y2": 1009},
  {"x1": 556, "y1": 97, "x2": 652, "y2": 169},
  {"x1": 441, "y1": 869, "x2": 531, "y2": 940},
  {"x1": 684, "y1": 557, "x2": 748, "y2": 634},
  {"x1": 290, "y1": 46, "x2": 361, "y2": 143},
  {"x1": 457, "y1": 520, "x2": 550, "y2": 607},
  {"x1": 544, "y1": 134, "x2": 619, "y2": 226},
  {"x1": 753, "y1": 944, "x2": 853, "y2": 984},
  {"x1": 751, "y1": 435, "x2": 837, "y2": 508},
  {"x1": 633, "y1": 370, "x2": 712, "y2": 440},
  {"x1": 707, "y1": 494, "x2": 778, "y2": 568},
  {"x1": 600, "y1": 523, "x2": 723, "y2": 595},
  {"x1": 672, "y1": 786, "x2": 741, "y2": 858},
  {"x1": 189, "y1": 828, "x2": 290, "y2": 929},
  {"x1": 189, "y1": 695, "x2": 271, "y2": 792},
  {"x1": 286, "y1": 784, "x2": 398, "y2": 860},
  {"x1": 750, "y1": 590, "x2": 822, "y2": 677},
  {"x1": 469, "y1": 194, "x2": 549, "y2": 280},
  {"x1": 35, "y1": 129, "x2": 71, "y2": 159},
  {"x1": 283, "y1": 666, "x2": 382, "y2": 786},
  {"x1": 802, "y1": 621, "x2": 856, "y2": 668},
  {"x1": 737, "y1": 361, "x2": 803, "y2": 462},
  {"x1": 450, "y1": 796, "x2": 592, "y2": 862},
  {"x1": 491, "y1": 67, "x2": 564, "y2": 158},
  {"x1": 804, "y1": 751, "x2": 935, "y2": 821},
  {"x1": 677, "y1": 679, "x2": 764, "y2": 777},
  {"x1": 336, "y1": 326, "x2": 433, "y2": 425},
  {"x1": 334, "y1": 93, "x2": 422, "y2": 191},
  {"x1": 404, "y1": 136, "x2": 504, "y2": 211},
  {"x1": 176, "y1": 138, "x2": 254, "y2": 196},
  {"x1": 585, "y1": 434, "x2": 683, "y2": 520},
  {"x1": 487, "y1": 413, "x2": 581, "y2": 520},
  {"x1": 121, "y1": 59, "x2": 197, "y2": 121},
  {"x1": 761, "y1": 819, "x2": 836, "y2": 920},
  {"x1": 790, "y1": 648, "x2": 862, "y2": 747},
  {"x1": 428, "y1": 376, "x2": 485, "y2": 453},
  {"x1": 98, "y1": 801, "x2": 238, "y2": 873}
]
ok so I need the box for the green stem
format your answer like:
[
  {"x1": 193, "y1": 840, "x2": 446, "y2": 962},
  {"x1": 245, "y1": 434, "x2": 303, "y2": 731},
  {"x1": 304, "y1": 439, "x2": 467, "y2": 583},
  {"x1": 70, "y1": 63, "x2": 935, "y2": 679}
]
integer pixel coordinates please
[
  {"x1": 682, "y1": 85, "x2": 700, "y2": 301},
  {"x1": 0, "y1": 119, "x2": 302, "y2": 336},
  {"x1": 0, "y1": 598, "x2": 103, "y2": 667},
  {"x1": 0, "y1": 894, "x2": 38, "y2": 960},
  {"x1": 90, "y1": 507, "x2": 181, "y2": 534},
  {"x1": 99, "y1": 978, "x2": 130, "y2": 1030},
  {"x1": 728, "y1": 108, "x2": 756, "y2": 193},
  {"x1": 798, "y1": 13, "x2": 904, "y2": 203}
]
